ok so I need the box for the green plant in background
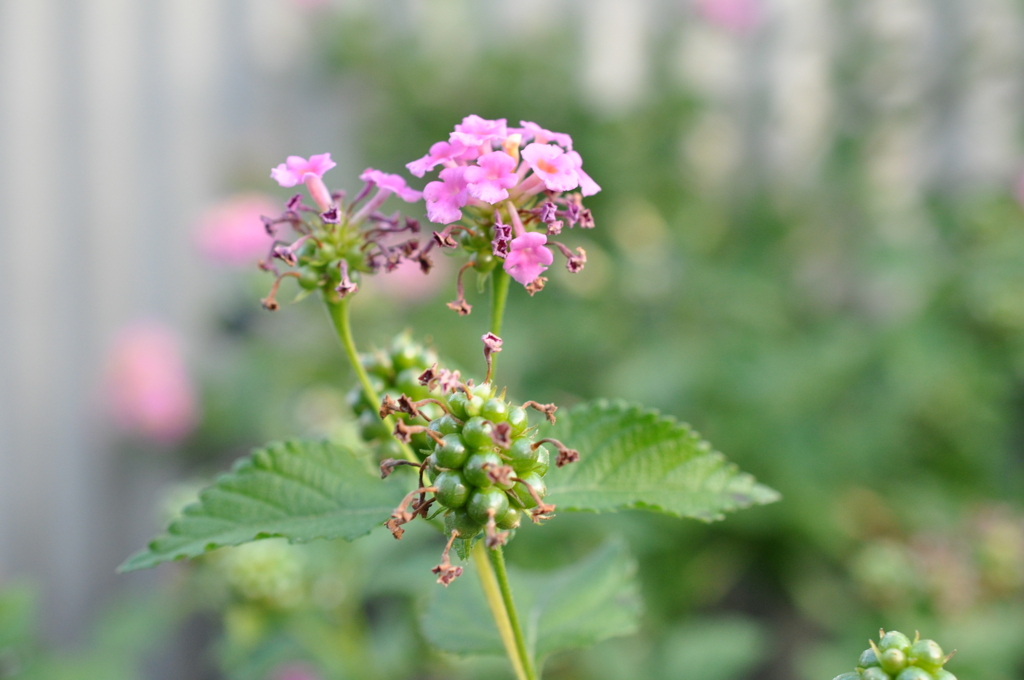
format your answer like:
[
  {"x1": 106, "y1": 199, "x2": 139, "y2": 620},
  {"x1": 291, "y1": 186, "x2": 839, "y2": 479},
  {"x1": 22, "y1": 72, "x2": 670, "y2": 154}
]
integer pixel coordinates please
[{"x1": 119, "y1": 113, "x2": 780, "y2": 680}]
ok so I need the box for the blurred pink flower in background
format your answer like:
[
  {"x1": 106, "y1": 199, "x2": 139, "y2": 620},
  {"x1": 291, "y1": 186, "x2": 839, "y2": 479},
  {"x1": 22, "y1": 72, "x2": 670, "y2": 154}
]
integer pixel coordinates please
[
  {"x1": 273, "y1": 663, "x2": 322, "y2": 680},
  {"x1": 196, "y1": 193, "x2": 278, "y2": 267},
  {"x1": 367, "y1": 254, "x2": 451, "y2": 304},
  {"x1": 104, "y1": 321, "x2": 198, "y2": 444},
  {"x1": 697, "y1": 0, "x2": 761, "y2": 33}
]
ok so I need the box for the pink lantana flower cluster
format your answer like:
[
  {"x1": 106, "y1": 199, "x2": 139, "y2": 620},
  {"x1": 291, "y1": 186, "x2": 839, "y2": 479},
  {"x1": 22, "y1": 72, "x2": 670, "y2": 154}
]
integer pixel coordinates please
[
  {"x1": 258, "y1": 153, "x2": 435, "y2": 309},
  {"x1": 407, "y1": 115, "x2": 599, "y2": 313}
]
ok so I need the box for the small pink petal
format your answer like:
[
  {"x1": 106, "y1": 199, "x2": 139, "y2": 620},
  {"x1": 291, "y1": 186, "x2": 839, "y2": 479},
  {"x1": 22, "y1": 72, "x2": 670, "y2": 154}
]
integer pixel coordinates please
[
  {"x1": 270, "y1": 153, "x2": 336, "y2": 188},
  {"x1": 464, "y1": 151, "x2": 519, "y2": 204},
  {"x1": 521, "y1": 143, "x2": 579, "y2": 193},
  {"x1": 423, "y1": 166, "x2": 469, "y2": 224},
  {"x1": 503, "y1": 232, "x2": 553, "y2": 286},
  {"x1": 450, "y1": 115, "x2": 508, "y2": 147},
  {"x1": 359, "y1": 168, "x2": 422, "y2": 202},
  {"x1": 566, "y1": 151, "x2": 601, "y2": 197}
]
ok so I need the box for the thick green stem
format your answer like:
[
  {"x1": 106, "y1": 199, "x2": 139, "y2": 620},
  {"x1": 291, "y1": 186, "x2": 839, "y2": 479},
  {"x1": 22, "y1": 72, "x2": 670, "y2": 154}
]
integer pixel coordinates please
[
  {"x1": 490, "y1": 545, "x2": 538, "y2": 680},
  {"x1": 323, "y1": 295, "x2": 417, "y2": 463},
  {"x1": 472, "y1": 542, "x2": 528, "y2": 680}
]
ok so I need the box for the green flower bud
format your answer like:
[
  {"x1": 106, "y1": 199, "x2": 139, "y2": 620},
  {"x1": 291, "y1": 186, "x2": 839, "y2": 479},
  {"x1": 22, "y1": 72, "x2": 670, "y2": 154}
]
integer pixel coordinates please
[
  {"x1": 932, "y1": 670, "x2": 956, "y2": 680},
  {"x1": 298, "y1": 268, "x2": 321, "y2": 290},
  {"x1": 535, "y1": 446, "x2": 550, "y2": 475},
  {"x1": 435, "y1": 470, "x2": 470, "y2": 509}
]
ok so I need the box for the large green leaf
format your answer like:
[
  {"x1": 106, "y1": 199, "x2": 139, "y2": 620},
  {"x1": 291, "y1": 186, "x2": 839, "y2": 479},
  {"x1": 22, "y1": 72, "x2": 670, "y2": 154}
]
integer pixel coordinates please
[
  {"x1": 421, "y1": 540, "x2": 641, "y2": 659},
  {"x1": 119, "y1": 440, "x2": 405, "y2": 572},
  {"x1": 543, "y1": 400, "x2": 779, "y2": 521}
]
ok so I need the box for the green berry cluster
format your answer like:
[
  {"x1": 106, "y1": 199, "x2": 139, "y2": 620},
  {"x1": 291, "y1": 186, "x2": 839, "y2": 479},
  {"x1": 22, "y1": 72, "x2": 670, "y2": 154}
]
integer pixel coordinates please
[
  {"x1": 834, "y1": 630, "x2": 955, "y2": 680},
  {"x1": 347, "y1": 333, "x2": 441, "y2": 456},
  {"x1": 423, "y1": 381, "x2": 551, "y2": 541}
]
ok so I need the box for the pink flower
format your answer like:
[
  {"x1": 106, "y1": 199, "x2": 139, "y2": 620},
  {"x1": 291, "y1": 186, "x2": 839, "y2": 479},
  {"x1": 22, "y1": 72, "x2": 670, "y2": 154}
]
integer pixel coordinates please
[
  {"x1": 407, "y1": 140, "x2": 470, "y2": 178},
  {"x1": 698, "y1": 0, "x2": 761, "y2": 33},
  {"x1": 503, "y1": 232, "x2": 553, "y2": 285},
  {"x1": 518, "y1": 121, "x2": 573, "y2": 150},
  {"x1": 270, "y1": 153, "x2": 336, "y2": 187},
  {"x1": 195, "y1": 193, "x2": 278, "y2": 266},
  {"x1": 359, "y1": 168, "x2": 423, "y2": 202},
  {"x1": 521, "y1": 143, "x2": 579, "y2": 193},
  {"x1": 566, "y1": 151, "x2": 601, "y2": 197},
  {"x1": 105, "y1": 321, "x2": 198, "y2": 444},
  {"x1": 450, "y1": 115, "x2": 508, "y2": 147},
  {"x1": 423, "y1": 166, "x2": 470, "y2": 224},
  {"x1": 270, "y1": 153, "x2": 337, "y2": 211},
  {"x1": 464, "y1": 151, "x2": 518, "y2": 204}
]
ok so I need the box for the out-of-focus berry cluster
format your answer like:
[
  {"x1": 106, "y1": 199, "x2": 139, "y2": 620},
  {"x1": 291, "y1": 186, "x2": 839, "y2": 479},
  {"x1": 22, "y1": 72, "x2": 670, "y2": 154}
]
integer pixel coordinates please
[{"x1": 833, "y1": 630, "x2": 955, "y2": 680}]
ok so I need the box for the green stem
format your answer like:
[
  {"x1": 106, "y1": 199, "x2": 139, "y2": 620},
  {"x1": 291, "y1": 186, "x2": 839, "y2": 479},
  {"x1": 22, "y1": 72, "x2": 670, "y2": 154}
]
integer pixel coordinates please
[
  {"x1": 472, "y1": 542, "x2": 529, "y2": 680},
  {"x1": 490, "y1": 267, "x2": 511, "y2": 340},
  {"x1": 490, "y1": 546, "x2": 538, "y2": 680},
  {"x1": 323, "y1": 295, "x2": 417, "y2": 463}
]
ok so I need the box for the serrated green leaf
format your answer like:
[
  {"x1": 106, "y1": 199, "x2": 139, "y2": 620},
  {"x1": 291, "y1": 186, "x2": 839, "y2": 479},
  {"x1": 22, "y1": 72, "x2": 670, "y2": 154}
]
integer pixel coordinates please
[
  {"x1": 119, "y1": 440, "x2": 405, "y2": 572},
  {"x1": 543, "y1": 400, "x2": 779, "y2": 521},
  {"x1": 421, "y1": 540, "x2": 641, "y2": 660}
]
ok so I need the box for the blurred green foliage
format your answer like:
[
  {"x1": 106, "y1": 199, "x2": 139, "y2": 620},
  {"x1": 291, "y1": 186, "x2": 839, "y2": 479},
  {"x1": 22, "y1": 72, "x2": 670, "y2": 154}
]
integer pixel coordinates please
[{"x1": 71, "y1": 5, "x2": 1024, "y2": 680}]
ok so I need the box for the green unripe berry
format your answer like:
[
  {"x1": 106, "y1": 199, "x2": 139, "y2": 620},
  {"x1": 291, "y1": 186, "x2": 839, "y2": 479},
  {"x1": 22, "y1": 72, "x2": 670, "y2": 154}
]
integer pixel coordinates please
[
  {"x1": 879, "y1": 648, "x2": 907, "y2": 675},
  {"x1": 318, "y1": 243, "x2": 338, "y2": 261},
  {"x1": 507, "y1": 407, "x2": 528, "y2": 435},
  {"x1": 481, "y1": 398, "x2": 509, "y2": 423},
  {"x1": 859, "y1": 648, "x2": 880, "y2": 668},
  {"x1": 395, "y1": 368, "x2": 425, "y2": 397},
  {"x1": 860, "y1": 668, "x2": 891, "y2": 680},
  {"x1": 298, "y1": 269, "x2": 321, "y2": 290},
  {"x1": 513, "y1": 472, "x2": 546, "y2": 509},
  {"x1": 895, "y1": 668, "x2": 930, "y2": 680},
  {"x1": 448, "y1": 392, "x2": 470, "y2": 420},
  {"x1": 360, "y1": 353, "x2": 392, "y2": 380},
  {"x1": 471, "y1": 382, "x2": 496, "y2": 400},
  {"x1": 435, "y1": 434, "x2": 469, "y2": 469},
  {"x1": 834, "y1": 675, "x2": 860, "y2": 680},
  {"x1": 462, "y1": 417, "x2": 495, "y2": 449},
  {"x1": 423, "y1": 453, "x2": 439, "y2": 481},
  {"x1": 880, "y1": 632, "x2": 912, "y2": 653},
  {"x1": 435, "y1": 470, "x2": 470, "y2": 509},
  {"x1": 358, "y1": 410, "x2": 388, "y2": 440},
  {"x1": 535, "y1": 446, "x2": 550, "y2": 475},
  {"x1": 467, "y1": 487, "x2": 510, "y2": 524},
  {"x1": 932, "y1": 671, "x2": 956, "y2": 680},
  {"x1": 497, "y1": 507, "x2": 521, "y2": 530},
  {"x1": 508, "y1": 438, "x2": 540, "y2": 473},
  {"x1": 465, "y1": 394, "x2": 484, "y2": 417},
  {"x1": 464, "y1": 452, "x2": 502, "y2": 488},
  {"x1": 429, "y1": 414, "x2": 461, "y2": 436},
  {"x1": 391, "y1": 341, "x2": 421, "y2": 371},
  {"x1": 445, "y1": 508, "x2": 482, "y2": 539},
  {"x1": 472, "y1": 250, "x2": 497, "y2": 273},
  {"x1": 908, "y1": 640, "x2": 944, "y2": 673}
]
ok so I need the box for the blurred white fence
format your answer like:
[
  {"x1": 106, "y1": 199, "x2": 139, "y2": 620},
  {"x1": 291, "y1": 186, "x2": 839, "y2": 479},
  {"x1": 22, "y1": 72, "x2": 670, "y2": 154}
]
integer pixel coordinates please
[{"x1": 0, "y1": 0, "x2": 1022, "y2": 646}]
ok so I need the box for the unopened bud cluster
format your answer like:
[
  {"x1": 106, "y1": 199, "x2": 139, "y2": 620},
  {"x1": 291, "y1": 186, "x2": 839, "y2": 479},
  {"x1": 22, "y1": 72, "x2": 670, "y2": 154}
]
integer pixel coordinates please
[
  {"x1": 347, "y1": 333, "x2": 441, "y2": 457},
  {"x1": 834, "y1": 630, "x2": 956, "y2": 680}
]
